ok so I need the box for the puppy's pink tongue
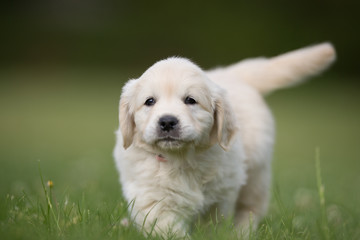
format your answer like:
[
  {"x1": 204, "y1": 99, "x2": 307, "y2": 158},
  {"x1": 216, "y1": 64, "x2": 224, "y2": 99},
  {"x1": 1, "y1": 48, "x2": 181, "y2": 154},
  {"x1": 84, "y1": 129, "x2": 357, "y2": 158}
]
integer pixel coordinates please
[{"x1": 156, "y1": 154, "x2": 167, "y2": 162}]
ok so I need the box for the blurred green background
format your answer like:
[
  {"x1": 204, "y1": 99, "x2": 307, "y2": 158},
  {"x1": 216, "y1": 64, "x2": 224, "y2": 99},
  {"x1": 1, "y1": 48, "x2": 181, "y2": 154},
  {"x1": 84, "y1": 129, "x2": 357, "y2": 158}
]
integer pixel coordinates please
[{"x1": 0, "y1": 0, "x2": 359, "y2": 212}]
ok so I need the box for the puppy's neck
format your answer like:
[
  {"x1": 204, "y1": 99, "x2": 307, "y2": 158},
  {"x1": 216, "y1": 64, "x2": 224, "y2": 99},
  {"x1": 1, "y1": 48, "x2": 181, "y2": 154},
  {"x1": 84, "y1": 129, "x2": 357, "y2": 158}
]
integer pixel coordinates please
[{"x1": 156, "y1": 154, "x2": 167, "y2": 162}]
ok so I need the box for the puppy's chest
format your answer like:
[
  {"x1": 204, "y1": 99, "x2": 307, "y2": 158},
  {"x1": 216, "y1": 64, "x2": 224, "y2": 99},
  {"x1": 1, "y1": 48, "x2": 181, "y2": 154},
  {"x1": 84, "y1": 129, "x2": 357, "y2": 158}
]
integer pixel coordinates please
[
  {"x1": 155, "y1": 161, "x2": 217, "y2": 189},
  {"x1": 123, "y1": 151, "x2": 244, "y2": 212},
  {"x1": 153, "y1": 156, "x2": 238, "y2": 197}
]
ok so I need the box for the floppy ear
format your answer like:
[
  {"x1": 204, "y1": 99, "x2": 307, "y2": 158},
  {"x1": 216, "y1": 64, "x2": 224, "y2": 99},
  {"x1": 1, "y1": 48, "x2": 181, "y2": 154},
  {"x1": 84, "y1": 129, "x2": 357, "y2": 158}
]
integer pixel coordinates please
[
  {"x1": 210, "y1": 90, "x2": 237, "y2": 151},
  {"x1": 119, "y1": 80, "x2": 137, "y2": 149}
]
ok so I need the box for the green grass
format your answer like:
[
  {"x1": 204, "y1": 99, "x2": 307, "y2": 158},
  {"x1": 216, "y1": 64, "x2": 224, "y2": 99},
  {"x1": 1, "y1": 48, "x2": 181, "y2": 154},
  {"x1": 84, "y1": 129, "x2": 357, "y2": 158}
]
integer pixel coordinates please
[{"x1": 0, "y1": 69, "x2": 359, "y2": 239}]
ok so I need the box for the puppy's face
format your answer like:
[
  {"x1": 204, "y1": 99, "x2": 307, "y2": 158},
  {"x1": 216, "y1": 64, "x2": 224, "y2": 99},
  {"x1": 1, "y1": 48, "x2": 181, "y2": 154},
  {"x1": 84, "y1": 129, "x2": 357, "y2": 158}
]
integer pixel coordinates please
[{"x1": 119, "y1": 58, "x2": 236, "y2": 152}]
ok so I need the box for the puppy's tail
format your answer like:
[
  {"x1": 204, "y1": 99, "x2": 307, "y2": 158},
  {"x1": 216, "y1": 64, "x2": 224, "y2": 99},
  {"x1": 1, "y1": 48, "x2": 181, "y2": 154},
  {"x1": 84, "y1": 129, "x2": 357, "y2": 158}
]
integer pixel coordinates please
[{"x1": 210, "y1": 43, "x2": 336, "y2": 95}]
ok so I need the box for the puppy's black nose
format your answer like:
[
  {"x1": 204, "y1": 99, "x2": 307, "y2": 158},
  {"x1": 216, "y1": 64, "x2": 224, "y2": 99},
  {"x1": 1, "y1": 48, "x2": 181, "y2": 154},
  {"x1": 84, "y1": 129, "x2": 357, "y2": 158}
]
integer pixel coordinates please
[{"x1": 158, "y1": 115, "x2": 179, "y2": 132}]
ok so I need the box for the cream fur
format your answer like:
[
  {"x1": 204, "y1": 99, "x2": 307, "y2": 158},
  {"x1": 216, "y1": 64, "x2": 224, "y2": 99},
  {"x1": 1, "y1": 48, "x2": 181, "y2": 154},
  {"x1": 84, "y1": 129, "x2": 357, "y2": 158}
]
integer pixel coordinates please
[{"x1": 114, "y1": 43, "x2": 336, "y2": 237}]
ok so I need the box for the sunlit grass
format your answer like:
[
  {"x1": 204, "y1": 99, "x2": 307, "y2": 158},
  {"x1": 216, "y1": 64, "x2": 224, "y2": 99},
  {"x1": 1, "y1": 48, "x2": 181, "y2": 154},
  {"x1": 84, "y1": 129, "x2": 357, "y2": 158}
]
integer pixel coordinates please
[{"x1": 1, "y1": 154, "x2": 359, "y2": 239}]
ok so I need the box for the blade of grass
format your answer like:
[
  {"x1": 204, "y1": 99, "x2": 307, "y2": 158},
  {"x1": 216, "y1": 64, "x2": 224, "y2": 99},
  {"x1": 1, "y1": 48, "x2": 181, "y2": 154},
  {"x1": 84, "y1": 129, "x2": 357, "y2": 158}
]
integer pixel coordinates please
[
  {"x1": 315, "y1": 148, "x2": 330, "y2": 240},
  {"x1": 38, "y1": 161, "x2": 61, "y2": 232}
]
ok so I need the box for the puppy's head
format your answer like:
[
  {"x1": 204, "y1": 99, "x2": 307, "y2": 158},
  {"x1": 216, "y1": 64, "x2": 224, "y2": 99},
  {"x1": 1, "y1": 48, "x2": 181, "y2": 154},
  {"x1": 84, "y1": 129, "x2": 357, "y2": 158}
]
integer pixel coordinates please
[{"x1": 119, "y1": 57, "x2": 237, "y2": 152}]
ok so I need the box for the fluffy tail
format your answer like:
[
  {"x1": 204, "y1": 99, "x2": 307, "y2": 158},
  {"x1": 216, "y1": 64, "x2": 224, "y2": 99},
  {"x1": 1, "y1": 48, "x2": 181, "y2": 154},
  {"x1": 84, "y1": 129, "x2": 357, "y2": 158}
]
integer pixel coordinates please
[{"x1": 209, "y1": 43, "x2": 336, "y2": 95}]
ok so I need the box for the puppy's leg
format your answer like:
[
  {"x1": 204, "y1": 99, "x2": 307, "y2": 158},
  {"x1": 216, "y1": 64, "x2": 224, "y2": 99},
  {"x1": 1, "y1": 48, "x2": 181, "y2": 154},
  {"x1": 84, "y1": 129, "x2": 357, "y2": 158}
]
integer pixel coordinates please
[
  {"x1": 150, "y1": 212, "x2": 188, "y2": 237},
  {"x1": 217, "y1": 189, "x2": 240, "y2": 219},
  {"x1": 132, "y1": 201, "x2": 191, "y2": 238},
  {"x1": 234, "y1": 163, "x2": 271, "y2": 232}
]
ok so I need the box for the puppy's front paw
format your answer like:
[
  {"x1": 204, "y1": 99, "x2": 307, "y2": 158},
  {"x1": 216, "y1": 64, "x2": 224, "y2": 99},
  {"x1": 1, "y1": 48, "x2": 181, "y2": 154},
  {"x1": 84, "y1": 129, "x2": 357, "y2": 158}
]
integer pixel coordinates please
[{"x1": 133, "y1": 206, "x2": 190, "y2": 238}]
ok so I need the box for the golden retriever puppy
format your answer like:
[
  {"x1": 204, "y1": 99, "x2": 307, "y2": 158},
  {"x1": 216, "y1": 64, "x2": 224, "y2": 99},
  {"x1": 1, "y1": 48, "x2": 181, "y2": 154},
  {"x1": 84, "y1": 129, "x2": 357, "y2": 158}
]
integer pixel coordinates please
[{"x1": 114, "y1": 43, "x2": 336, "y2": 237}]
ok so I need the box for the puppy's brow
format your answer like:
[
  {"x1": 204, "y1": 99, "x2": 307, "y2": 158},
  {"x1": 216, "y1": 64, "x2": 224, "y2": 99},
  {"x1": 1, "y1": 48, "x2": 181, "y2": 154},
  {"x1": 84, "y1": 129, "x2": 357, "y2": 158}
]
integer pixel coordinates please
[{"x1": 163, "y1": 81, "x2": 175, "y2": 97}]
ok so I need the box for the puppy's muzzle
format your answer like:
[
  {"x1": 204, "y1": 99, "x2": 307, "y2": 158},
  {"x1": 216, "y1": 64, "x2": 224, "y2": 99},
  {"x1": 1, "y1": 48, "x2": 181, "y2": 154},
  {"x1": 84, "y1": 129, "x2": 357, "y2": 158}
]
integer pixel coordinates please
[{"x1": 157, "y1": 115, "x2": 180, "y2": 139}]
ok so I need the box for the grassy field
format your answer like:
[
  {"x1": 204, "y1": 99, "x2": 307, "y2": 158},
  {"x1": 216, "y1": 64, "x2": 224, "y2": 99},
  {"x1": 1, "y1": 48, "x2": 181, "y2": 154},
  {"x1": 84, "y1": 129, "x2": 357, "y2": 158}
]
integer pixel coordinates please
[{"x1": 0, "y1": 69, "x2": 359, "y2": 239}]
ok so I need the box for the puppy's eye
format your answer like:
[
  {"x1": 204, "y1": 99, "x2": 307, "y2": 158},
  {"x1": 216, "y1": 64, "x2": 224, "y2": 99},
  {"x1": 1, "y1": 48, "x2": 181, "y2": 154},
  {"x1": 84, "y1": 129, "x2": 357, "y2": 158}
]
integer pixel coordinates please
[
  {"x1": 144, "y1": 97, "x2": 156, "y2": 106},
  {"x1": 184, "y1": 96, "x2": 197, "y2": 105}
]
